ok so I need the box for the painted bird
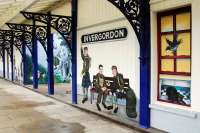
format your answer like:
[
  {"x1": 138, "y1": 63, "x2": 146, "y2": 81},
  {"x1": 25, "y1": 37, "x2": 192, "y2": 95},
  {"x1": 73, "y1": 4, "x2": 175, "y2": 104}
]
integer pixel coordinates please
[{"x1": 166, "y1": 34, "x2": 182, "y2": 54}]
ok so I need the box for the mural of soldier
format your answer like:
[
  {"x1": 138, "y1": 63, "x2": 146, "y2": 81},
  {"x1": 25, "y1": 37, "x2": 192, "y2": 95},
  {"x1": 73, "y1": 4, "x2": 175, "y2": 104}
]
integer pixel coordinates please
[
  {"x1": 94, "y1": 64, "x2": 108, "y2": 111},
  {"x1": 81, "y1": 46, "x2": 91, "y2": 104}
]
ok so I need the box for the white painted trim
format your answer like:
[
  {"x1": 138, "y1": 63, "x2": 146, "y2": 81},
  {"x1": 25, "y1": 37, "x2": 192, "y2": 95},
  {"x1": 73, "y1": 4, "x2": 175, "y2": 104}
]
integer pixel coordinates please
[
  {"x1": 150, "y1": 0, "x2": 191, "y2": 12},
  {"x1": 149, "y1": 104, "x2": 198, "y2": 119},
  {"x1": 77, "y1": 17, "x2": 126, "y2": 31},
  {"x1": 150, "y1": 0, "x2": 164, "y2": 4}
]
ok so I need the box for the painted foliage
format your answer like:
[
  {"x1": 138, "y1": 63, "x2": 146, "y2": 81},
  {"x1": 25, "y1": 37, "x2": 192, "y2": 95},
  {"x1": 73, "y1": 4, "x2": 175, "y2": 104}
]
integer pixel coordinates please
[{"x1": 25, "y1": 33, "x2": 71, "y2": 84}]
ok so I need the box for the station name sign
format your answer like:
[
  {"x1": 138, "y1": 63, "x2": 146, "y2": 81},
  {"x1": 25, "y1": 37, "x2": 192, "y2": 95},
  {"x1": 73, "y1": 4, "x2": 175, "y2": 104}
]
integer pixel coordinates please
[{"x1": 81, "y1": 28, "x2": 128, "y2": 43}]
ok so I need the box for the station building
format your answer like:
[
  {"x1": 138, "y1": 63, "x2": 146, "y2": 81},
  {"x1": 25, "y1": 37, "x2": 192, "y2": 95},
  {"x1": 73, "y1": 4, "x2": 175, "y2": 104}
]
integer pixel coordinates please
[{"x1": 0, "y1": 0, "x2": 200, "y2": 133}]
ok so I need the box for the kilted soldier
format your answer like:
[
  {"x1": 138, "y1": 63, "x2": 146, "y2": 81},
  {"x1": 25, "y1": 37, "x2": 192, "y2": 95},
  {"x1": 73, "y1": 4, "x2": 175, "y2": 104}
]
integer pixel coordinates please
[
  {"x1": 94, "y1": 64, "x2": 108, "y2": 111},
  {"x1": 81, "y1": 47, "x2": 91, "y2": 104}
]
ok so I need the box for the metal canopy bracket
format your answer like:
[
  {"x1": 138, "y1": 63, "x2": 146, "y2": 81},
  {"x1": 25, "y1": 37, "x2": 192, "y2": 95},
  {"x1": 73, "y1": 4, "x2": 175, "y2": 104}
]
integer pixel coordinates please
[
  {"x1": 0, "y1": 30, "x2": 14, "y2": 81},
  {"x1": 0, "y1": 30, "x2": 17, "y2": 56},
  {"x1": 20, "y1": 11, "x2": 73, "y2": 95},
  {"x1": 20, "y1": 11, "x2": 72, "y2": 50},
  {"x1": 107, "y1": 0, "x2": 142, "y2": 43},
  {"x1": 107, "y1": 0, "x2": 151, "y2": 128},
  {"x1": 6, "y1": 23, "x2": 48, "y2": 55}
]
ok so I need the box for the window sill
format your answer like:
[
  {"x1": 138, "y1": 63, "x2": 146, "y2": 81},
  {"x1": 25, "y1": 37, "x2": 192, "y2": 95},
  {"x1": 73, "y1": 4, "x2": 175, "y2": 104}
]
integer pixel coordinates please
[{"x1": 149, "y1": 104, "x2": 197, "y2": 119}]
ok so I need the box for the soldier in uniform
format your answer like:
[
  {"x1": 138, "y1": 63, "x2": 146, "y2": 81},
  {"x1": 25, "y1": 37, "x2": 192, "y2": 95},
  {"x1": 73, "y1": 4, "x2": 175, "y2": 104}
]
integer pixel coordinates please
[
  {"x1": 107, "y1": 66, "x2": 125, "y2": 113},
  {"x1": 94, "y1": 64, "x2": 108, "y2": 111},
  {"x1": 81, "y1": 47, "x2": 91, "y2": 104}
]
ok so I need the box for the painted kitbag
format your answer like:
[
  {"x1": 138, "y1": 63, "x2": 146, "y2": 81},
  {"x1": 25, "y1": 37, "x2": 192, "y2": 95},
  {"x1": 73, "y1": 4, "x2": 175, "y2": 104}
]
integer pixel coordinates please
[{"x1": 126, "y1": 88, "x2": 137, "y2": 118}]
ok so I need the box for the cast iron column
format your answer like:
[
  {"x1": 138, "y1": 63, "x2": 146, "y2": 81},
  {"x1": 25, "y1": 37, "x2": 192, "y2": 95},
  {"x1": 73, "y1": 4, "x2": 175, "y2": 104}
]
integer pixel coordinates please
[
  {"x1": 22, "y1": 33, "x2": 27, "y2": 85},
  {"x1": 71, "y1": 0, "x2": 78, "y2": 104},
  {"x1": 2, "y1": 46, "x2": 5, "y2": 78},
  {"x1": 139, "y1": 0, "x2": 151, "y2": 128},
  {"x1": 32, "y1": 20, "x2": 38, "y2": 89},
  {"x1": 10, "y1": 36, "x2": 14, "y2": 81},
  {"x1": 47, "y1": 12, "x2": 54, "y2": 95}
]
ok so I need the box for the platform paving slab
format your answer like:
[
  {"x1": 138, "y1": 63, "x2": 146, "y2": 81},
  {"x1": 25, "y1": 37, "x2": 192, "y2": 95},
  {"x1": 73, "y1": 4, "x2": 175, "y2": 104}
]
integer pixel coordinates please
[{"x1": 0, "y1": 79, "x2": 142, "y2": 133}]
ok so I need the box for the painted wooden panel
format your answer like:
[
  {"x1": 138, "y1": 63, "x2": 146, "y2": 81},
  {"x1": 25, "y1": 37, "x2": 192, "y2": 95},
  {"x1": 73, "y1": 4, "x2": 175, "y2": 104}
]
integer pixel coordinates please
[
  {"x1": 177, "y1": 33, "x2": 191, "y2": 56},
  {"x1": 161, "y1": 59, "x2": 174, "y2": 71},
  {"x1": 176, "y1": 13, "x2": 191, "y2": 31},
  {"x1": 177, "y1": 59, "x2": 191, "y2": 73},
  {"x1": 161, "y1": 15, "x2": 173, "y2": 32}
]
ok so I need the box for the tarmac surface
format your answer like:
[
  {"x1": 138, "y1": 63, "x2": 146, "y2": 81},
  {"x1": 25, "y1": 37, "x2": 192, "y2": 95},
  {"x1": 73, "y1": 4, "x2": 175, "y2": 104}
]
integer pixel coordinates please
[{"x1": 0, "y1": 79, "x2": 140, "y2": 133}]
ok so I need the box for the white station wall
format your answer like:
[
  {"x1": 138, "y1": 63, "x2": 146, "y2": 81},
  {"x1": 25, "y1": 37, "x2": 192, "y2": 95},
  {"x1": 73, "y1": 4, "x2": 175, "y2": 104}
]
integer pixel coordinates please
[
  {"x1": 76, "y1": 0, "x2": 140, "y2": 117},
  {"x1": 77, "y1": 20, "x2": 140, "y2": 99},
  {"x1": 150, "y1": 0, "x2": 200, "y2": 133},
  {"x1": 51, "y1": 0, "x2": 140, "y2": 104}
]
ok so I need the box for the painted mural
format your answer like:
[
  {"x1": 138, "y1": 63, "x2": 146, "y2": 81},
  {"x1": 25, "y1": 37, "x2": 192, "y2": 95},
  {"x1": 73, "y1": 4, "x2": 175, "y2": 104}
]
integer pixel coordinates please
[
  {"x1": 159, "y1": 79, "x2": 191, "y2": 106},
  {"x1": 77, "y1": 28, "x2": 139, "y2": 120},
  {"x1": 53, "y1": 33, "x2": 72, "y2": 83},
  {"x1": 25, "y1": 33, "x2": 71, "y2": 84}
]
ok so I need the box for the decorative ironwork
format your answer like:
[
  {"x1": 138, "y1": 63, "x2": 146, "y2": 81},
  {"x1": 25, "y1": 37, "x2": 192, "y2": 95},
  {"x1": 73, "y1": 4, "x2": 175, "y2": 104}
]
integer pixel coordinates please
[
  {"x1": 35, "y1": 26, "x2": 47, "y2": 51},
  {"x1": 24, "y1": 32, "x2": 32, "y2": 52},
  {"x1": 20, "y1": 11, "x2": 72, "y2": 49},
  {"x1": 6, "y1": 23, "x2": 48, "y2": 54},
  {"x1": 107, "y1": 0, "x2": 151, "y2": 127},
  {"x1": 13, "y1": 31, "x2": 23, "y2": 55},
  {"x1": 0, "y1": 30, "x2": 25, "y2": 56},
  {"x1": 0, "y1": 30, "x2": 12, "y2": 49},
  {"x1": 0, "y1": 30, "x2": 16, "y2": 57},
  {"x1": 107, "y1": 0, "x2": 143, "y2": 44}
]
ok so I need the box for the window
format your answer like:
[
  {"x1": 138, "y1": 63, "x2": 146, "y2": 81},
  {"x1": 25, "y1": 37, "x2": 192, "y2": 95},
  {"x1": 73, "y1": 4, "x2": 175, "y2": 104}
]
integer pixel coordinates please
[{"x1": 157, "y1": 7, "x2": 191, "y2": 106}]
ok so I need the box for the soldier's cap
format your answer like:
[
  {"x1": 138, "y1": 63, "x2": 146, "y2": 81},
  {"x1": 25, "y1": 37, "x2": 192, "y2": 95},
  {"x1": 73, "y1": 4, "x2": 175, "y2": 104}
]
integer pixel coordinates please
[
  {"x1": 111, "y1": 65, "x2": 117, "y2": 70},
  {"x1": 99, "y1": 64, "x2": 103, "y2": 68},
  {"x1": 84, "y1": 47, "x2": 88, "y2": 50}
]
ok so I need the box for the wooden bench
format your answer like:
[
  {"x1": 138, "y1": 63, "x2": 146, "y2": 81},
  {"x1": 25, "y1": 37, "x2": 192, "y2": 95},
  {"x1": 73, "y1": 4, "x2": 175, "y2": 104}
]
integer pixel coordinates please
[{"x1": 90, "y1": 75, "x2": 130, "y2": 104}]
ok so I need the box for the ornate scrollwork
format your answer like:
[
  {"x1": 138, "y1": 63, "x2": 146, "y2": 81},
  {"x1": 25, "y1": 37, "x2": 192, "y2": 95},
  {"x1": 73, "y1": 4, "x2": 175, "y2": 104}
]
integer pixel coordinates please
[
  {"x1": 36, "y1": 26, "x2": 47, "y2": 52},
  {"x1": 23, "y1": 32, "x2": 33, "y2": 53},
  {"x1": 24, "y1": 32, "x2": 32, "y2": 44},
  {"x1": 20, "y1": 11, "x2": 72, "y2": 49},
  {"x1": 34, "y1": 14, "x2": 48, "y2": 23},
  {"x1": 6, "y1": 23, "x2": 48, "y2": 54},
  {"x1": 14, "y1": 35, "x2": 22, "y2": 47},
  {"x1": 51, "y1": 16, "x2": 72, "y2": 35},
  {"x1": 22, "y1": 12, "x2": 33, "y2": 20},
  {"x1": 36, "y1": 27, "x2": 47, "y2": 41},
  {"x1": 0, "y1": 30, "x2": 24, "y2": 55},
  {"x1": 107, "y1": 0, "x2": 142, "y2": 40},
  {"x1": 1, "y1": 30, "x2": 13, "y2": 50}
]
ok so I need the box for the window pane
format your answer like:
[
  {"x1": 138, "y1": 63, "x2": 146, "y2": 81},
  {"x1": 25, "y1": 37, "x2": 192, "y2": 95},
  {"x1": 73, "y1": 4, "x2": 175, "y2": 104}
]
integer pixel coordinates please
[
  {"x1": 161, "y1": 15, "x2": 173, "y2": 32},
  {"x1": 176, "y1": 59, "x2": 191, "y2": 73},
  {"x1": 177, "y1": 33, "x2": 190, "y2": 56},
  {"x1": 176, "y1": 13, "x2": 190, "y2": 31},
  {"x1": 161, "y1": 34, "x2": 174, "y2": 56},
  {"x1": 160, "y1": 74, "x2": 191, "y2": 80},
  {"x1": 161, "y1": 59, "x2": 174, "y2": 72}
]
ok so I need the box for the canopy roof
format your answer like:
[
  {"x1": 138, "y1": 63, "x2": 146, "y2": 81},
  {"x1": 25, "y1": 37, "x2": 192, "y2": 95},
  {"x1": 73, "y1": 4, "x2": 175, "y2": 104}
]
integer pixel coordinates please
[{"x1": 0, "y1": 0, "x2": 70, "y2": 29}]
